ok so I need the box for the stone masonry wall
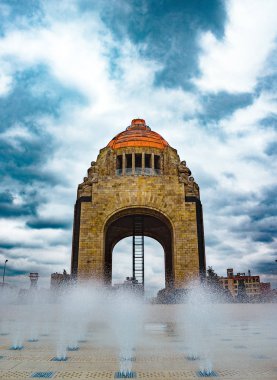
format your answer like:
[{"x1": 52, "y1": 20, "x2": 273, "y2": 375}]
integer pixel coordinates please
[{"x1": 73, "y1": 145, "x2": 204, "y2": 288}]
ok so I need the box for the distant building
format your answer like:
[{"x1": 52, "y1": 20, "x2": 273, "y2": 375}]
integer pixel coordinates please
[
  {"x1": 219, "y1": 268, "x2": 261, "y2": 300},
  {"x1": 113, "y1": 277, "x2": 143, "y2": 293},
  {"x1": 29, "y1": 272, "x2": 39, "y2": 289},
  {"x1": 260, "y1": 282, "x2": 271, "y2": 295},
  {"x1": 259, "y1": 282, "x2": 273, "y2": 302},
  {"x1": 51, "y1": 270, "x2": 71, "y2": 291},
  {"x1": 269, "y1": 289, "x2": 277, "y2": 302}
]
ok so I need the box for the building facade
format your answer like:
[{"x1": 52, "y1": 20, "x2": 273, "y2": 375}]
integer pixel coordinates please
[
  {"x1": 51, "y1": 270, "x2": 71, "y2": 290},
  {"x1": 71, "y1": 119, "x2": 206, "y2": 289},
  {"x1": 219, "y1": 268, "x2": 261, "y2": 299}
]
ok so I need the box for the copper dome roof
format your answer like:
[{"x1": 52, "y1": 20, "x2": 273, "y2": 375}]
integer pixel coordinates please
[{"x1": 108, "y1": 119, "x2": 169, "y2": 150}]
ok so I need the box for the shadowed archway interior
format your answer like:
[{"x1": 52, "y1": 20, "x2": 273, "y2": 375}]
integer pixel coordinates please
[
  {"x1": 104, "y1": 209, "x2": 173, "y2": 288},
  {"x1": 112, "y1": 237, "x2": 165, "y2": 293}
]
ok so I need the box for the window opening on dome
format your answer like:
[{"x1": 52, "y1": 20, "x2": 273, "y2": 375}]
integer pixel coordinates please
[
  {"x1": 145, "y1": 154, "x2": 151, "y2": 175},
  {"x1": 114, "y1": 152, "x2": 161, "y2": 176},
  {"x1": 135, "y1": 154, "x2": 142, "y2": 175},
  {"x1": 126, "y1": 154, "x2": 132, "y2": 175},
  {"x1": 116, "y1": 155, "x2": 123, "y2": 175},
  {"x1": 154, "y1": 155, "x2": 161, "y2": 175}
]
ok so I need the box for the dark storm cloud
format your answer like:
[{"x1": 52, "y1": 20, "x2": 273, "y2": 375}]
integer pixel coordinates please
[
  {"x1": 249, "y1": 187, "x2": 277, "y2": 221},
  {"x1": 0, "y1": 65, "x2": 86, "y2": 223},
  {"x1": 228, "y1": 186, "x2": 277, "y2": 243},
  {"x1": 0, "y1": 241, "x2": 42, "y2": 250},
  {"x1": 0, "y1": 262, "x2": 27, "y2": 277},
  {"x1": 199, "y1": 92, "x2": 254, "y2": 122},
  {"x1": 26, "y1": 218, "x2": 72, "y2": 230},
  {"x1": 0, "y1": 263, "x2": 51, "y2": 278},
  {"x1": 0, "y1": 131, "x2": 57, "y2": 185},
  {"x1": 0, "y1": 0, "x2": 42, "y2": 18},
  {"x1": 0, "y1": 0, "x2": 43, "y2": 34},
  {"x1": 0, "y1": 190, "x2": 38, "y2": 217},
  {"x1": 205, "y1": 191, "x2": 253, "y2": 215},
  {"x1": 0, "y1": 190, "x2": 13, "y2": 204},
  {"x1": 81, "y1": 0, "x2": 227, "y2": 90},
  {"x1": 265, "y1": 142, "x2": 277, "y2": 156},
  {"x1": 215, "y1": 243, "x2": 243, "y2": 256},
  {"x1": 205, "y1": 235, "x2": 220, "y2": 248},
  {"x1": 254, "y1": 260, "x2": 277, "y2": 276},
  {"x1": 0, "y1": 255, "x2": 27, "y2": 280},
  {"x1": 260, "y1": 115, "x2": 277, "y2": 129},
  {"x1": 256, "y1": 73, "x2": 277, "y2": 93},
  {"x1": 0, "y1": 65, "x2": 86, "y2": 193},
  {"x1": 0, "y1": 65, "x2": 85, "y2": 131}
]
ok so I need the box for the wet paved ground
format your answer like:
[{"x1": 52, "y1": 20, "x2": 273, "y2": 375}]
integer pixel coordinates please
[{"x1": 0, "y1": 304, "x2": 276, "y2": 379}]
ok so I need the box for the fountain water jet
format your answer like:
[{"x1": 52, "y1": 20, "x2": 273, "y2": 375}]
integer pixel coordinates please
[
  {"x1": 109, "y1": 290, "x2": 143, "y2": 378},
  {"x1": 181, "y1": 282, "x2": 224, "y2": 375}
]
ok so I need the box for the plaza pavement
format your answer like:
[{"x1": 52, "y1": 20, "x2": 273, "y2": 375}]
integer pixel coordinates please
[{"x1": 0, "y1": 304, "x2": 276, "y2": 379}]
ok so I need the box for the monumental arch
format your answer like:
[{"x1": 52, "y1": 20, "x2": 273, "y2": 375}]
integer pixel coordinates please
[{"x1": 71, "y1": 119, "x2": 205, "y2": 289}]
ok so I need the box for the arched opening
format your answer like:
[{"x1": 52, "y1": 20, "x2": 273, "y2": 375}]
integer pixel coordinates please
[
  {"x1": 112, "y1": 237, "x2": 165, "y2": 296},
  {"x1": 104, "y1": 208, "x2": 174, "y2": 289}
]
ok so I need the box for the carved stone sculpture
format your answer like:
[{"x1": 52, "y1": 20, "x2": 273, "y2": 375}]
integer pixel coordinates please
[{"x1": 178, "y1": 160, "x2": 191, "y2": 184}]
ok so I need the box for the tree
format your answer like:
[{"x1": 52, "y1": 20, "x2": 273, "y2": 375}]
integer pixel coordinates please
[
  {"x1": 206, "y1": 266, "x2": 233, "y2": 303},
  {"x1": 206, "y1": 266, "x2": 219, "y2": 285}
]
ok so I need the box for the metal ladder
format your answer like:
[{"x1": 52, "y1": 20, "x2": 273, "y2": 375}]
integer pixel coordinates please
[{"x1": 133, "y1": 215, "x2": 144, "y2": 288}]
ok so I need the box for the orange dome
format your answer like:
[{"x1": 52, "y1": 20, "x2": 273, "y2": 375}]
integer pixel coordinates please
[{"x1": 108, "y1": 119, "x2": 169, "y2": 150}]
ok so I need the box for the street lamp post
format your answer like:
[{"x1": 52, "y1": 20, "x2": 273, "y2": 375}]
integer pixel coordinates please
[{"x1": 2, "y1": 259, "x2": 8, "y2": 285}]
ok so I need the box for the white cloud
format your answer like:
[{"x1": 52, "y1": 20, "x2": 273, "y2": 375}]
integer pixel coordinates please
[
  {"x1": 220, "y1": 92, "x2": 277, "y2": 134},
  {"x1": 0, "y1": 72, "x2": 12, "y2": 96},
  {"x1": 0, "y1": 124, "x2": 35, "y2": 150},
  {"x1": 0, "y1": 219, "x2": 70, "y2": 249},
  {"x1": 0, "y1": 57, "x2": 13, "y2": 96},
  {"x1": 194, "y1": 0, "x2": 277, "y2": 93},
  {"x1": 168, "y1": 92, "x2": 277, "y2": 197}
]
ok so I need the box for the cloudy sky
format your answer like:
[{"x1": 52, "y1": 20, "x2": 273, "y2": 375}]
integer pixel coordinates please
[{"x1": 0, "y1": 0, "x2": 277, "y2": 294}]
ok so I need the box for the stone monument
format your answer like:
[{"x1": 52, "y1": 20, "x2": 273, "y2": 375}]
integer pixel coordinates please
[{"x1": 71, "y1": 119, "x2": 205, "y2": 289}]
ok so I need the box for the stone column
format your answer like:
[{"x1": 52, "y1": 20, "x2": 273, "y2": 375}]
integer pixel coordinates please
[
  {"x1": 132, "y1": 152, "x2": 135, "y2": 175},
  {"x1": 122, "y1": 153, "x2": 126, "y2": 175},
  {"x1": 151, "y1": 153, "x2": 154, "y2": 174},
  {"x1": 142, "y1": 152, "x2": 145, "y2": 174}
]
